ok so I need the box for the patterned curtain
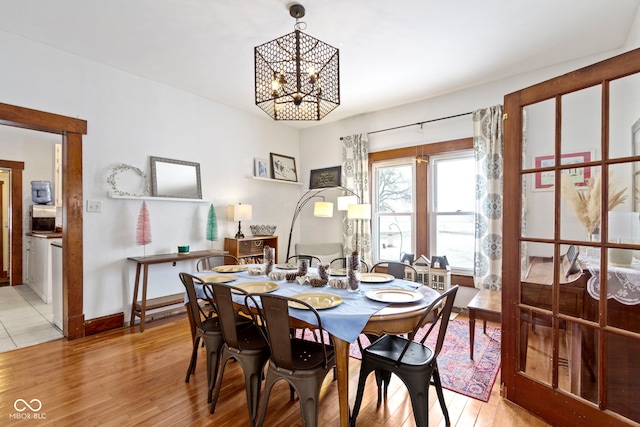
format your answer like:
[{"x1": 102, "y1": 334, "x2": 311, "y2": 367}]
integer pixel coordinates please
[
  {"x1": 341, "y1": 133, "x2": 371, "y2": 265},
  {"x1": 473, "y1": 105, "x2": 504, "y2": 290}
]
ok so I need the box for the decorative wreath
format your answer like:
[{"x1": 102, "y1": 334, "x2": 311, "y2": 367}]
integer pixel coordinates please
[{"x1": 107, "y1": 164, "x2": 150, "y2": 197}]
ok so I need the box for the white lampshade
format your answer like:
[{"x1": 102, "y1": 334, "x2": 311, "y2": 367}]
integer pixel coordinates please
[
  {"x1": 337, "y1": 195, "x2": 358, "y2": 211},
  {"x1": 227, "y1": 203, "x2": 252, "y2": 221},
  {"x1": 313, "y1": 201, "x2": 334, "y2": 217},
  {"x1": 347, "y1": 203, "x2": 371, "y2": 220}
]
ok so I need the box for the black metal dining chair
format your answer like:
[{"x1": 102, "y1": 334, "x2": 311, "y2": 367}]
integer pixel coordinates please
[
  {"x1": 209, "y1": 283, "x2": 270, "y2": 426},
  {"x1": 350, "y1": 285, "x2": 459, "y2": 427},
  {"x1": 178, "y1": 272, "x2": 224, "y2": 405},
  {"x1": 371, "y1": 261, "x2": 418, "y2": 281},
  {"x1": 286, "y1": 254, "x2": 323, "y2": 268},
  {"x1": 245, "y1": 293, "x2": 336, "y2": 427},
  {"x1": 196, "y1": 254, "x2": 240, "y2": 271},
  {"x1": 329, "y1": 257, "x2": 370, "y2": 272}
]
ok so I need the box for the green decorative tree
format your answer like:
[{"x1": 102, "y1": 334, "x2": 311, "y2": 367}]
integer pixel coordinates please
[{"x1": 206, "y1": 204, "x2": 218, "y2": 248}]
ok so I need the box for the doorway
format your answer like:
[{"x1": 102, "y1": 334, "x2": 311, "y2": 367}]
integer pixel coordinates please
[
  {"x1": 503, "y1": 47, "x2": 640, "y2": 425},
  {"x1": 0, "y1": 102, "x2": 86, "y2": 339}
]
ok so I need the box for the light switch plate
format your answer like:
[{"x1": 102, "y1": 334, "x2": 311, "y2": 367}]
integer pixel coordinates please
[{"x1": 86, "y1": 200, "x2": 101, "y2": 213}]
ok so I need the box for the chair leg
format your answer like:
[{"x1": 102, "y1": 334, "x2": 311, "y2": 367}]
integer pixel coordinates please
[
  {"x1": 432, "y1": 368, "x2": 450, "y2": 427},
  {"x1": 205, "y1": 339, "x2": 222, "y2": 404},
  {"x1": 256, "y1": 369, "x2": 277, "y2": 427},
  {"x1": 185, "y1": 336, "x2": 201, "y2": 382},
  {"x1": 210, "y1": 352, "x2": 231, "y2": 414},
  {"x1": 350, "y1": 363, "x2": 376, "y2": 426}
]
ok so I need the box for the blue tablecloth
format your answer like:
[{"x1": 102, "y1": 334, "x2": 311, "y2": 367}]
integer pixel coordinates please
[{"x1": 189, "y1": 266, "x2": 430, "y2": 343}]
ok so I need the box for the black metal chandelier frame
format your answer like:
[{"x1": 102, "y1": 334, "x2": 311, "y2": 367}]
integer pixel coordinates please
[{"x1": 254, "y1": 4, "x2": 340, "y2": 121}]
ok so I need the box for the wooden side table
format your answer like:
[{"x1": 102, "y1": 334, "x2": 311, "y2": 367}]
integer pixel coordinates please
[
  {"x1": 128, "y1": 249, "x2": 226, "y2": 331},
  {"x1": 467, "y1": 289, "x2": 502, "y2": 359}
]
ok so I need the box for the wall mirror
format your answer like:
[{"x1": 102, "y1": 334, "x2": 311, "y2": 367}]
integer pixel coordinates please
[{"x1": 150, "y1": 156, "x2": 202, "y2": 199}]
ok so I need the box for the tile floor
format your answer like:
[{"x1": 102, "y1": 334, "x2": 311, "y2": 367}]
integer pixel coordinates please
[{"x1": 0, "y1": 285, "x2": 63, "y2": 353}]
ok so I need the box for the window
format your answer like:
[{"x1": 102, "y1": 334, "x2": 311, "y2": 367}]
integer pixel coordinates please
[
  {"x1": 430, "y1": 153, "x2": 475, "y2": 271},
  {"x1": 370, "y1": 142, "x2": 475, "y2": 273},
  {"x1": 372, "y1": 161, "x2": 415, "y2": 262}
]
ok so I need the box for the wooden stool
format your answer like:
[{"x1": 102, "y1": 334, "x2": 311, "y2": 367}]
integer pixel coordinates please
[{"x1": 467, "y1": 289, "x2": 502, "y2": 359}]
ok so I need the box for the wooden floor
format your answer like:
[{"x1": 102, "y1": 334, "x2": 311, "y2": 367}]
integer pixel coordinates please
[{"x1": 0, "y1": 312, "x2": 551, "y2": 426}]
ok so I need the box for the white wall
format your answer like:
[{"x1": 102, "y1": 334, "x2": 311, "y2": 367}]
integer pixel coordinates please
[
  {"x1": 0, "y1": 30, "x2": 301, "y2": 321},
  {"x1": 0, "y1": 9, "x2": 639, "y2": 324}
]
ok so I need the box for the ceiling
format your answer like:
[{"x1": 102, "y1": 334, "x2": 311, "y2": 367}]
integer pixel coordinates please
[{"x1": 0, "y1": 0, "x2": 638, "y2": 128}]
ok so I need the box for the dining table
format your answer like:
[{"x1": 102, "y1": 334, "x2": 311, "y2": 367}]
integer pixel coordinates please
[{"x1": 191, "y1": 263, "x2": 441, "y2": 427}]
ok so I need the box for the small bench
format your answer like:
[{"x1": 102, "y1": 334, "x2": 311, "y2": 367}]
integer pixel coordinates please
[{"x1": 467, "y1": 289, "x2": 502, "y2": 360}]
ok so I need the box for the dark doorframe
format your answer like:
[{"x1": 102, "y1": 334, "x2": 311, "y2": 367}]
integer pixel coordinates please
[{"x1": 0, "y1": 102, "x2": 87, "y2": 339}]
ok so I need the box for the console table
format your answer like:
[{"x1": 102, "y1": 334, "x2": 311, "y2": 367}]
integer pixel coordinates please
[{"x1": 128, "y1": 249, "x2": 226, "y2": 331}]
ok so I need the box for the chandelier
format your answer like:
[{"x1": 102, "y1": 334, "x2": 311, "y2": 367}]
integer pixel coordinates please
[{"x1": 254, "y1": 4, "x2": 340, "y2": 121}]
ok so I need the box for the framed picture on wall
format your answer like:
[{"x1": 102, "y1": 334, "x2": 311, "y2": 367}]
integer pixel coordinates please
[
  {"x1": 533, "y1": 151, "x2": 592, "y2": 190},
  {"x1": 254, "y1": 158, "x2": 269, "y2": 178},
  {"x1": 309, "y1": 166, "x2": 342, "y2": 189},
  {"x1": 270, "y1": 153, "x2": 298, "y2": 182}
]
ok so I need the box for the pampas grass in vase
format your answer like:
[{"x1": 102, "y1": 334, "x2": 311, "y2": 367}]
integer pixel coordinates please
[{"x1": 561, "y1": 171, "x2": 627, "y2": 237}]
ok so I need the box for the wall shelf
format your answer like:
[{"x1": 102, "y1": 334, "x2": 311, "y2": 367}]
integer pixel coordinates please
[
  {"x1": 109, "y1": 193, "x2": 210, "y2": 203},
  {"x1": 249, "y1": 176, "x2": 303, "y2": 186}
]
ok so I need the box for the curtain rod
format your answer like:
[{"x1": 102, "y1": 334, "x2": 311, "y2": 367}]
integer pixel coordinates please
[{"x1": 366, "y1": 111, "x2": 474, "y2": 136}]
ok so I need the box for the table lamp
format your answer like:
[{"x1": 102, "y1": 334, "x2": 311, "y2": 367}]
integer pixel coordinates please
[{"x1": 227, "y1": 203, "x2": 252, "y2": 239}]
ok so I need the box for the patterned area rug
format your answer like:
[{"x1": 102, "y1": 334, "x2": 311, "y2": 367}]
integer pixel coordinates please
[{"x1": 346, "y1": 318, "x2": 501, "y2": 402}]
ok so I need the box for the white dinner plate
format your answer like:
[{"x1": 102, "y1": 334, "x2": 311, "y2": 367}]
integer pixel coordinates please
[
  {"x1": 212, "y1": 265, "x2": 249, "y2": 273},
  {"x1": 365, "y1": 288, "x2": 424, "y2": 303},
  {"x1": 275, "y1": 263, "x2": 298, "y2": 270},
  {"x1": 289, "y1": 293, "x2": 343, "y2": 310},
  {"x1": 360, "y1": 273, "x2": 395, "y2": 283},
  {"x1": 199, "y1": 274, "x2": 237, "y2": 283},
  {"x1": 232, "y1": 281, "x2": 279, "y2": 294}
]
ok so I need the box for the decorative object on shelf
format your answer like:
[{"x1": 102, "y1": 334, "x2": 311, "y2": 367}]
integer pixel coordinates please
[
  {"x1": 136, "y1": 201, "x2": 152, "y2": 256},
  {"x1": 254, "y1": 3, "x2": 339, "y2": 121},
  {"x1": 264, "y1": 245, "x2": 275, "y2": 275},
  {"x1": 286, "y1": 185, "x2": 359, "y2": 259},
  {"x1": 227, "y1": 203, "x2": 252, "y2": 239},
  {"x1": 250, "y1": 225, "x2": 276, "y2": 236},
  {"x1": 254, "y1": 158, "x2": 269, "y2": 178},
  {"x1": 561, "y1": 171, "x2": 627, "y2": 236},
  {"x1": 270, "y1": 153, "x2": 298, "y2": 182},
  {"x1": 150, "y1": 156, "x2": 202, "y2": 199},
  {"x1": 178, "y1": 245, "x2": 189, "y2": 254},
  {"x1": 107, "y1": 164, "x2": 150, "y2": 197},
  {"x1": 206, "y1": 204, "x2": 218, "y2": 248},
  {"x1": 310, "y1": 166, "x2": 342, "y2": 189},
  {"x1": 346, "y1": 251, "x2": 361, "y2": 292}
]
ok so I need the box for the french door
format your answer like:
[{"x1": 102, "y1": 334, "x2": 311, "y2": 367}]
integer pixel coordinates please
[{"x1": 503, "y1": 47, "x2": 640, "y2": 425}]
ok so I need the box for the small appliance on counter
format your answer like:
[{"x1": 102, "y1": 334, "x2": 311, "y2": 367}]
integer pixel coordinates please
[{"x1": 30, "y1": 180, "x2": 56, "y2": 233}]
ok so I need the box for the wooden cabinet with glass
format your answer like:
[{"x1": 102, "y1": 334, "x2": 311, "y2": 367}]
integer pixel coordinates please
[{"x1": 224, "y1": 236, "x2": 278, "y2": 264}]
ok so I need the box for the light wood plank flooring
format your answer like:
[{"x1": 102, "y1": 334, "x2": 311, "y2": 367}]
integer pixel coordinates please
[{"x1": 0, "y1": 312, "x2": 550, "y2": 426}]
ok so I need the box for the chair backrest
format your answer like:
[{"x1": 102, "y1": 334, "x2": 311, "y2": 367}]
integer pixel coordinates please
[
  {"x1": 210, "y1": 283, "x2": 248, "y2": 348},
  {"x1": 179, "y1": 272, "x2": 208, "y2": 330},
  {"x1": 196, "y1": 255, "x2": 240, "y2": 271},
  {"x1": 397, "y1": 285, "x2": 459, "y2": 364},
  {"x1": 286, "y1": 254, "x2": 322, "y2": 268},
  {"x1": 244, "y1": 293, "x2": 330, "y2": 371},
  {"x1": 295, "y1": 242, "x2": 343, "y2": 264},
  {"x1": 371, "y1": 261, "x2": 418, "y2": 280},
  {"x1": 330, "y1": 257, "x2": 370, "y2": 272}
]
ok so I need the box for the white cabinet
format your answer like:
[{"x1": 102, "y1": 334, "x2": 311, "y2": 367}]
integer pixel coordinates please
[
  {"x1": 51, "y1": 242, "x2": 63, "y2": 329},
  {"x1": 27, "y1": 236, "x2": 62, "y2": 303}
]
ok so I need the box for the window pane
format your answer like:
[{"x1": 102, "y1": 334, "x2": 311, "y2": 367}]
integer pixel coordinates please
[
  {"x1": 435, "y1": 214, "x2": 474, "y2": 269},
  {"x1": 377, "y1": 164, "x2": 413, "y2": 213},
  {"x1": 378, "y1": 215, "x2": 413, "y2": 262},
  {"x1": 435, "y1": 157, "x2": 474, "y2": 212}
]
